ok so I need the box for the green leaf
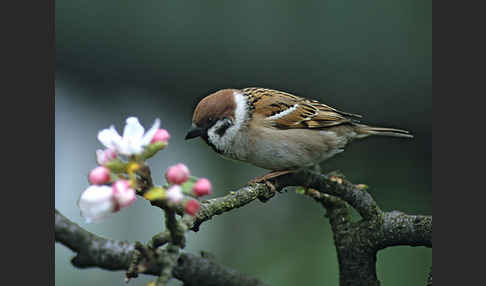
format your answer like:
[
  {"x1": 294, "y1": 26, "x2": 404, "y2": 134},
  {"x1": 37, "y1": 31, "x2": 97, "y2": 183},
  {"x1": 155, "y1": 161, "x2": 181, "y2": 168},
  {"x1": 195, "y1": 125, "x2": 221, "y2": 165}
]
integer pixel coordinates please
[
  {"x1": 105, "y1": 159, "x2": 126, "y2": 173},
  {"x1": 141, "y1": 142, "x2": 167, "y2": 160},
  {"x1": 181, "y1": 180, "x2": 196, "y2": 195}
]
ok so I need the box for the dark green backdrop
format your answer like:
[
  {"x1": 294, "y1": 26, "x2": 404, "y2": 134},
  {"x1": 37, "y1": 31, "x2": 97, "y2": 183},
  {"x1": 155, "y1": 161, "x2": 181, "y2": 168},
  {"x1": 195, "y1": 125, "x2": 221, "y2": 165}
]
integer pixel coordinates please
[{"x1": 55, "y1": 1, "x2": 431, "y2": 285}]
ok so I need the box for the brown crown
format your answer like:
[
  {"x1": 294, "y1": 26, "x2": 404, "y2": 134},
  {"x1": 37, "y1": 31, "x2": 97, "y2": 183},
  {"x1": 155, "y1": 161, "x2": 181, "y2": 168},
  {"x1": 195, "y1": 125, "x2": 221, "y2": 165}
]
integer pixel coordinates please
[{"x1": 192, "y1": 89, "x2": 238, "y2": 126}]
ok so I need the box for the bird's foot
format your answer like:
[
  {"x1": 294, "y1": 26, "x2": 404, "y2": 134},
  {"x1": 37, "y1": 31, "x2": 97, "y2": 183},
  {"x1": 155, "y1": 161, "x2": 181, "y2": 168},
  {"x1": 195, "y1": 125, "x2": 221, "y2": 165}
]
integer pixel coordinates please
[{"x1": 248, "y1": 170, "x2": 295, "y2": 192}]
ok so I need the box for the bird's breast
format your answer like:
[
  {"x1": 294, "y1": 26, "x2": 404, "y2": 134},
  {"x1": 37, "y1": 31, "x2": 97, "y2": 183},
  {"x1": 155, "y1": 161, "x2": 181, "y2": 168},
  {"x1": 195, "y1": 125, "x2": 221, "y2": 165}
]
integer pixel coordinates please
[{"x1": 237, "y1": 127, "x2": 343, "y2": 170}]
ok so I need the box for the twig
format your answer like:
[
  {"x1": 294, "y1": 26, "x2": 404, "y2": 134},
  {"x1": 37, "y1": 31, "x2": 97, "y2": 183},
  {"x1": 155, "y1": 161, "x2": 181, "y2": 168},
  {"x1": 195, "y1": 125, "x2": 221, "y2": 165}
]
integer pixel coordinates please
[
  {"x1": 55, "y1": 209, "x2": 269, "y2": 286},
  {"x1": 57, "y1": 168, "x2": 431, "y2": 286}
]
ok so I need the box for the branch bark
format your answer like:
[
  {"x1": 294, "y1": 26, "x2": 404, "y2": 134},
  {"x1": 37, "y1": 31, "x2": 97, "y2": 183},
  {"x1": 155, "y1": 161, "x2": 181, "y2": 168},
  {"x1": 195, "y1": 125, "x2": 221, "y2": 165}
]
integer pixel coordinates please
[
  {"x1": 56, "y1": 169, "x2": 431, "y2": 286},
  {"x1": 272, "y1": 170, "x2": 431, "y2": 286},
  {"x1": 55, "y1": 209, "x2": 269, "y2": 286}
]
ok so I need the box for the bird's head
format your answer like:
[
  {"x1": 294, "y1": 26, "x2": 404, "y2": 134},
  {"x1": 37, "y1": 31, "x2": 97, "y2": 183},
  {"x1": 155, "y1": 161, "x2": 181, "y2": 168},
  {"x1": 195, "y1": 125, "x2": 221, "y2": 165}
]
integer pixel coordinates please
[{"x1": 185, "y1": 89, "x2": 248, "y2": 153}]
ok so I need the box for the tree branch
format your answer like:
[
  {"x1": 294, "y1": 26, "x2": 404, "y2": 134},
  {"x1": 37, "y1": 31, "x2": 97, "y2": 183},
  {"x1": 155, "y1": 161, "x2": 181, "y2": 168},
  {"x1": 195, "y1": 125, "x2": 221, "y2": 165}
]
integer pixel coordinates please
[
  {"x1": 273, "y1": 170, "x2": 381, "y2": 220},
  {"x1": 270, "y1": 170, "x2": 432, "y2": 286},
  {"x1": 171, "y1": 169, "x2": 432, "y2": 286},
  {"x1": 181, "y1": 170, "x2": 430, "y2": 245},
  {"x1": 55, "y1": 209, "x2": 269, "y2": 286},
  {"x1": 182, "y1": 183, "x2": 275, "y2": 231},
  {"x1": 57, "y1": 169, "x2": 431, "y2": 286},
  {"x1": 55, "y1": 209, "x2": 134, "y2": 270},
  {"x1": 379, "y1": 211, "x2": 432, "y2": 249},
  {"x1": 173, "y1": 170, "x2": 382, "y2": 232}
]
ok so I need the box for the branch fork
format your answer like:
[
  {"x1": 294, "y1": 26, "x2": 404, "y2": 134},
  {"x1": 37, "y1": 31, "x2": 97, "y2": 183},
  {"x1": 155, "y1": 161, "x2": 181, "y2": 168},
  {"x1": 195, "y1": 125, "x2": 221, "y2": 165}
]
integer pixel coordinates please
[{"x1": 56, "y1": 168, "x2": 431, "y2": 286}]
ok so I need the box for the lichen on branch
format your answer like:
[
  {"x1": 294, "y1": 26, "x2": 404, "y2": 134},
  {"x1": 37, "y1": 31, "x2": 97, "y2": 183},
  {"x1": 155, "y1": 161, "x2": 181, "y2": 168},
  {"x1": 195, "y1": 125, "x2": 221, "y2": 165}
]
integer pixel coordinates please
[
  {"x1": 55, "y1": 209, "x2": 269, "y2": 286},
  {"x1": 56, "y1": 168, "x2": 431, "y2": 286}
]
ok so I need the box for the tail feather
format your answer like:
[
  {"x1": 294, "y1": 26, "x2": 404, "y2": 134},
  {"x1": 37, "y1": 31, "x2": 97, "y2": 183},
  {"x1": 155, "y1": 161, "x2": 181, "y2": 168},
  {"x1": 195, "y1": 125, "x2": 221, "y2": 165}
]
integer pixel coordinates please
[{"x1": 355, "y1": 124, "x2": 414, "y2": 139}]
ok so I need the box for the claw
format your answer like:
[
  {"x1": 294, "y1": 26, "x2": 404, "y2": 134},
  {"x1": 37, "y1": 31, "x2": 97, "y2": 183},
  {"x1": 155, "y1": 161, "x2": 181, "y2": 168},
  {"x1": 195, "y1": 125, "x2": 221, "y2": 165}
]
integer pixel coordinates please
[
  {"x1": 264, "y1": 180, "x2": 276, "y2": 192},
  {"x1": 248, "y1": 170, "x2": 296, "y2": 192}
]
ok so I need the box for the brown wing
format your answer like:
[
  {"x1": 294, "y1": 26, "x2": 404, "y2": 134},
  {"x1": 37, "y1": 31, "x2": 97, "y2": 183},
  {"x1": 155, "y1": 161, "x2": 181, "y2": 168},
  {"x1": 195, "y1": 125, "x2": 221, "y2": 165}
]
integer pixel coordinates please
[{"x1": 242, "y1": 87, "x2": 362, "y2": 129}]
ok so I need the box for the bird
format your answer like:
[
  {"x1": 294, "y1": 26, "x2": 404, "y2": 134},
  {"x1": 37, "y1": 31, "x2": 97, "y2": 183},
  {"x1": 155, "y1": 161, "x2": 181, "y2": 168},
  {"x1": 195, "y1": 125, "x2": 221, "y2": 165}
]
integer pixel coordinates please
[{"x1": 185, "y1": 87, "x2": 413, "y2": 182}]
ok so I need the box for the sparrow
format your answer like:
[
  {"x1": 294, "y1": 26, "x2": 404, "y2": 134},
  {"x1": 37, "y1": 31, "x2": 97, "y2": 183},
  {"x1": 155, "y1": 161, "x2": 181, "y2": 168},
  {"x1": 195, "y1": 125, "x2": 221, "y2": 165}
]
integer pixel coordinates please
[{"x1": 185, "y1": 87, "x2": 412, "y2": 181}]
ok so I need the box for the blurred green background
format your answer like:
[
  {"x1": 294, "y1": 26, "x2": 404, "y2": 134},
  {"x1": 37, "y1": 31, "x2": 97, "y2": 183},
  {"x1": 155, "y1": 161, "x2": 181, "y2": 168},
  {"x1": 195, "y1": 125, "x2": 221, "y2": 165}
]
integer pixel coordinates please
[{"x1": 55, "y1": 0, "x2": 431, "y2": 285}]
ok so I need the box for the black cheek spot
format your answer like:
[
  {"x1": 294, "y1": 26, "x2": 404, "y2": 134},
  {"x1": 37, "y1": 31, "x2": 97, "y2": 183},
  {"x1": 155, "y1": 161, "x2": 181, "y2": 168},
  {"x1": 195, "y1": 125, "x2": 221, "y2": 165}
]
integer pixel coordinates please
[{"x1": 215, "y1": 121, "x2": 231, "y2": 137}]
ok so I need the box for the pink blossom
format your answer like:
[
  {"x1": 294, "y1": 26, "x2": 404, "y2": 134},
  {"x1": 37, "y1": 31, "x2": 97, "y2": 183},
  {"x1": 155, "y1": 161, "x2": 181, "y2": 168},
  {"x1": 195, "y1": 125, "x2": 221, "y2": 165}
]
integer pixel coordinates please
[
  {"x1": 150, "y1": 129, "x2": 171, "y2": 144},
  {"x1": 112, "y1": 180, "x2": 136, "y2": 209},
  {"x1": 193, "y1": 178, "x2": 212, "y2": 197},
  {"x1": 88, "y1": 166, "x2": 111, "y2": 185},
  {"x1": 185, "y1": 199, "x2": 200, "y2": 216},
  {"x1": 166, "y1": 185, "x2": 184, "y2": 203},
  {"x1": 96, "y1": 148, "x2": 117, "y2": 165},
  {"x1": 165, "y1": 163, "x2": 190, "y2": 185}
]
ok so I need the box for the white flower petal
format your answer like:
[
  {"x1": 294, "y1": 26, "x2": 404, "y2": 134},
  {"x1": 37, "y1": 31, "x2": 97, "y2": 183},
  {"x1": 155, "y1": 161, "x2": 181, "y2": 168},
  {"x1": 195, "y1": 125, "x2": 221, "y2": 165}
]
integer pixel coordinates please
[
  {"x1": 141, "y1": 118, "x2": 161, "y2": 145},
  {"x1": 109, "y1": 126, "x2": 123, "y2": 143},
  {"x1": 123, "y1": 117, "x2": 145, "y2": 140},
  {"x1": 129, "y1": 140, "x2": 145, "y2": 154},
  {"x1": 115, "y1": 140, "x2": 130, "y2": 156},
  {"x1": 115, "y1": 188, "x2": 136, "y2": 208},
  {"x1": 110, "y1": 136, "x2": 127, "y2": 155},
  {"x1": 78, "y1": 185, "x2": 115, "y2": 223},
  {"x1": 97, "y1": 126, "x2": 122, "y2": 149},
  {"x1": 96, "y1": 148, "x2": 117, "y2": 165},
  {"x1": 167, "y1": 185, "x2": 184, "y2": 203},
  {"x1": 117, "y1": 138, "x2": 143, "y2": 156},
  {"x1": 98, "y1": 117, "x2": 162, "y2": 156},
  {"x1": 96, "y1": 149, "x2": 106, "y2": 165}
]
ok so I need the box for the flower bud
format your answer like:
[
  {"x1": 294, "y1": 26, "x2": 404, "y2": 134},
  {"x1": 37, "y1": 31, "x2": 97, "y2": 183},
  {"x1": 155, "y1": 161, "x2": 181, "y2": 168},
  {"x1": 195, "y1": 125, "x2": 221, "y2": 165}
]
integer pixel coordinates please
[
  {"x1": 165, "y1": 163, "x2": 190, "y2": 185},
  {"x1": 185, "y1": 199, "x2": 200, "y2": 216},
  {"x1": 193, "y1": 178, "x2": 212, "y2": 197},
  {"x1": 112, "y1": 180, "x2": 136, "y2": 209},
  {"x1": 88, "y1": 166, "x2": 111, "y2": 185},
  {"x1": 150, "y1": 129, "x2": 171, "y2": 144},
  {"x1": 96, "y1": 148, "x2": 118, "y2": 165},
  {"x1": 166, "y1": 185, "x2": 184, "y2": 203},
  {"x1": 78, "y1": 185, "x2": 116, "y2": 223}
]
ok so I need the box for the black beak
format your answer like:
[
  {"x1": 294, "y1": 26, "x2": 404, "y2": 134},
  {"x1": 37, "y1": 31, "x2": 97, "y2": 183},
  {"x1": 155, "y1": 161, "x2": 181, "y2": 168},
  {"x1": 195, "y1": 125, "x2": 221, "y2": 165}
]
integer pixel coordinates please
[{"x1": 185, "y1": 125, "x2": 203, "y2": 140}]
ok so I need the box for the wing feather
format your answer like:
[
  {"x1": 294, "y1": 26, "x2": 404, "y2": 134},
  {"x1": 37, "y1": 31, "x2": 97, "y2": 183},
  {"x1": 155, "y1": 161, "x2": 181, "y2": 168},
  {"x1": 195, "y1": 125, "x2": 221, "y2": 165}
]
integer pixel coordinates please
[{"x1": 242, "y1": 87, "x2": 361, "y2": 129}]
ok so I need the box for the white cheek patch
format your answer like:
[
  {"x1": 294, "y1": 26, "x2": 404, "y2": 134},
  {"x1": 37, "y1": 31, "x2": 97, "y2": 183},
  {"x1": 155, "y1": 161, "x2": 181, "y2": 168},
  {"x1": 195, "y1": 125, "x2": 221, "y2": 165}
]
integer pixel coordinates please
[
  {"x1": 267, "y1": 104, "x2": 299, "y2": 120},
  {"x1": 207, "y1": 91, "x2": 248, "y2": 153},
  {"x1": 207, "y1": 121, "x2": 230, "y2": 150}
]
